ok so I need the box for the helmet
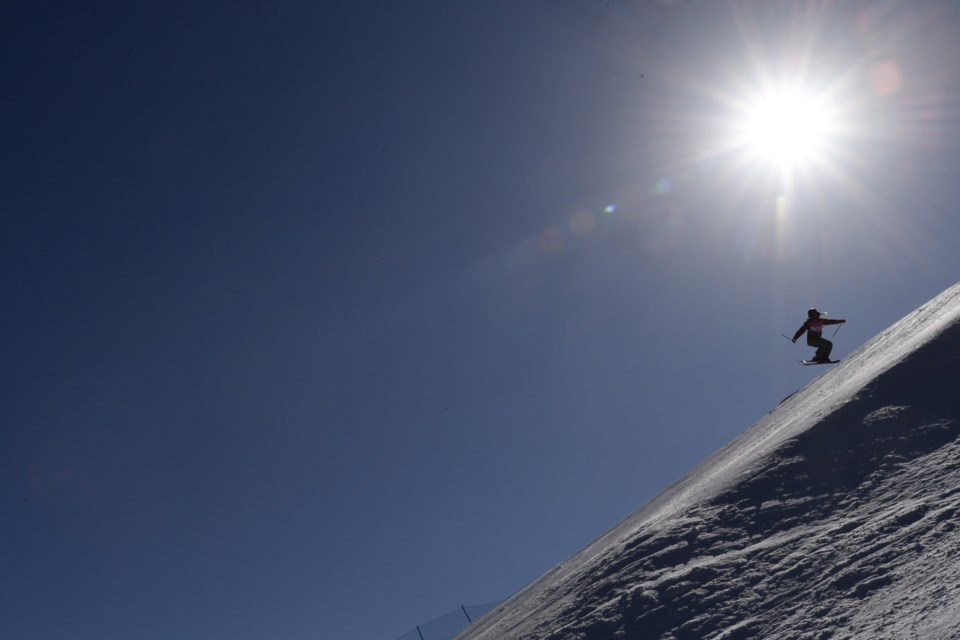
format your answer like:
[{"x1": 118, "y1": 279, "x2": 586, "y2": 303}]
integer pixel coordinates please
[{"x1": 807, "y1": 308, "x2": 821, "y2": 319}]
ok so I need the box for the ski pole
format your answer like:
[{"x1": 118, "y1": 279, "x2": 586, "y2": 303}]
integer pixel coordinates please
[
  {"x1": 833, "y1": 323, "x2": 843, "y2": 337},
  {"x1": 781, "y1": 334, "x2": 794, "y2": 342}
]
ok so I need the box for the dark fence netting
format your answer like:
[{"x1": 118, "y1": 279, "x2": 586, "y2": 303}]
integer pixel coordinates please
[{"x1": 394, "y1": 601, "x2": 501, "y2": 640}]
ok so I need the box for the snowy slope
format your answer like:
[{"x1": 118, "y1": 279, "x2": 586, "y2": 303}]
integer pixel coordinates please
[{"x1": 457, "y1": 283, "x2": 960, "y2": 640}]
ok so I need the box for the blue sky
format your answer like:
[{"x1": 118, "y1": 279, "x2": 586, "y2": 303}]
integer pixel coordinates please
[{"x1": 3, "y1": 2, "x2": 960, "y2": 639}]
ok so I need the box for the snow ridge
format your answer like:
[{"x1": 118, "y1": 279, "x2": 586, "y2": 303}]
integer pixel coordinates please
[{"x1": 458, "y1": 283, "x2": 960, "y2": 640}]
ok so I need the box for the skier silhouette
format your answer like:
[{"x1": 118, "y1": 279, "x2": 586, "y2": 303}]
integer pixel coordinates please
[{"x1": 793, "y1": 308, "x2": 845, "y2": 362}]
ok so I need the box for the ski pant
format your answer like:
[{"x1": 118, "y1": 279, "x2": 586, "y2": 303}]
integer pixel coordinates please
[{"x1": 808, "y1": 336, "x2": 833, "y2": 360}]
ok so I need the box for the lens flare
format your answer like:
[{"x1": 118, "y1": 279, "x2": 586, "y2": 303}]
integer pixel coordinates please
[
  {"x1": 570, "y1": 209, "x2": 596, "y2": 237},
  {"x1": 538, "y1": 228, "x2": 563, "y2": 254},
  {"x1": 869, "y1": 61, "x2": 903, "y2": 97}
]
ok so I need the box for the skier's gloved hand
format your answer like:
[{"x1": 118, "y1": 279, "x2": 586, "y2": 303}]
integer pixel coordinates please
[{"x1": 792, "y1": 338, "x2": 797, "y2": 343}]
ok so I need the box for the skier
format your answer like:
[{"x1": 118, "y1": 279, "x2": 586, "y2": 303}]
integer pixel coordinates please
[{"x1": 792, "y1": 308, "x2": 845, "y2": 362}]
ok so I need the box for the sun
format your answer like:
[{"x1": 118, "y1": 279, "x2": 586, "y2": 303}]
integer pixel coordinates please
[{"x1": 735, "y1": 89, "x2": 837, "y2": 169}]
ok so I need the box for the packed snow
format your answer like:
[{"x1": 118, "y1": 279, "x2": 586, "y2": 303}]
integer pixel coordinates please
[{"x1": 457, "y1": 283, "x2": 960, "y2": 639}]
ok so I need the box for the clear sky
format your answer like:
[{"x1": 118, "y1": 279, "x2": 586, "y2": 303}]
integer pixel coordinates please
[{"x1": 3, "y1": 2, "x2": 960, "y2": 639}]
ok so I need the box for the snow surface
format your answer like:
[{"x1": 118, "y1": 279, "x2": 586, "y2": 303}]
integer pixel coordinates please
[{"x1": 456, "y1": 283, "x2": 960, "y2": 640}]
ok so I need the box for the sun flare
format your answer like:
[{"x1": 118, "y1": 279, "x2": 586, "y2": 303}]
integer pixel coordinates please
[{"x1": 736, "y1": 89, "x2": 837, "y2": 168}]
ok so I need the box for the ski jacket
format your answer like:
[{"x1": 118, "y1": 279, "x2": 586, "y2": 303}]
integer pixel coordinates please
[{"x1": 793, "y1": 318, "x2": 844, "y2": 345}]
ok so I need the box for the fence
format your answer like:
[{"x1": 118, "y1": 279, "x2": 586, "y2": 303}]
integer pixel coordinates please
[{"x1": 394, "y1": 601, "x2": 502, "y2": 640}]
